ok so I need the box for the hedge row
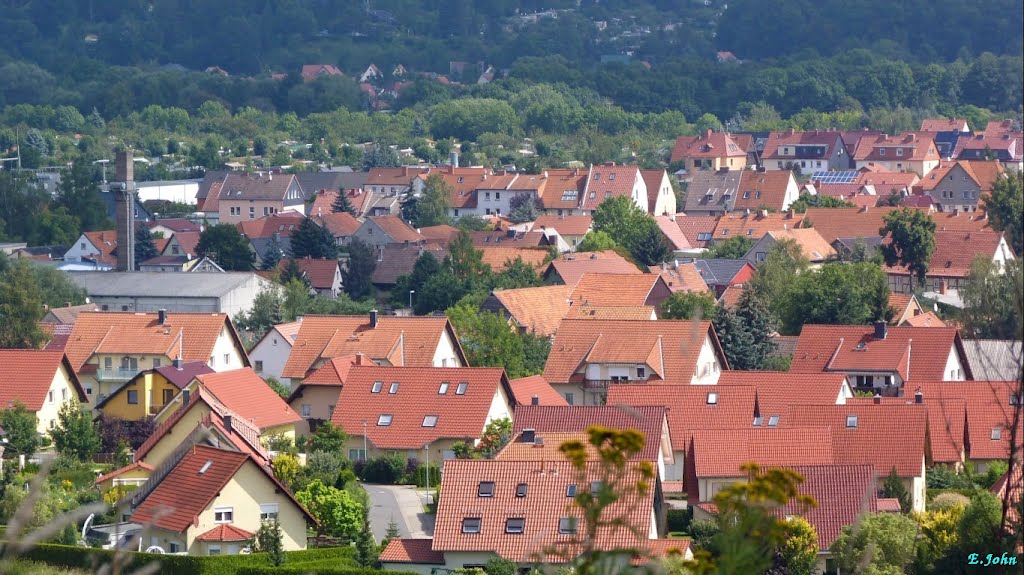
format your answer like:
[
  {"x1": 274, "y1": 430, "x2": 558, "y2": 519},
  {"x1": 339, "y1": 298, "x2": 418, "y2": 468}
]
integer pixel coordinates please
[{"x1": 18, "y1": 543, "x2": 359, "y2": 575}]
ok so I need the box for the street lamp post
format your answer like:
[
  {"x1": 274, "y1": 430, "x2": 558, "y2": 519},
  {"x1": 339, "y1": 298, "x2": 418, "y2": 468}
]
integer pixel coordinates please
[
  {"x1": 424, "y1": 442, "x2": 431, "y2": 504},
  {"x1": 362, "y1": 420, "x2": 367, "y2": 462},
  {"x1": 409, "y1": 290, "x2": 415, "y2": 309}
]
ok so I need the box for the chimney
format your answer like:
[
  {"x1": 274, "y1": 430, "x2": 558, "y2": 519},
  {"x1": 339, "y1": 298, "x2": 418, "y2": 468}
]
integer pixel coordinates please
[
  {"x1": 873, "y1": 320, "x2": 887, "y2": 340},
  {"x1": 759, "y1": 209, "x2": 768, "y2": 218},
  {"x1": 873, "y1": 393, "x2": 881, "y2": 405},
  {"x1": 521, "y1": 428, "x2": 536, "y2": 443},
  {"x1": 158, "y1": 309, "x2": 167, "y2": 325},
  {"x1": 531, "y1": 395, "x2": 539, "y2": 406},
  {"x1": 173, "y1": 358, "x2": 183, "y2": 370},
  {"x1": 369, "y1": 309, "x2": 378, "y2": 328},
  {"x1": 704, "y1": 129, "x2": 712, "y2": 139},
  {"x1": 65, "y1": 301, "x2": 72, "y2": 307},
  {"x1": 355, "y1": 352, "x2": 365, "y2": 365},
  {"x1": 914, "y1": 388, "x2": 923, "y2": 404},
  {"x1": 114, "y1": 150, "x2": 136, "y2": 272}
]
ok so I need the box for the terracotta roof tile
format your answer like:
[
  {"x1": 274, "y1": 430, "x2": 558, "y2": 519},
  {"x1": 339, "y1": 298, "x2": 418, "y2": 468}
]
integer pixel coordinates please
[
  {"x1": 544, "y1": 251, "x2": 642, "y2": 286},
  {"x1": 367, "y1": 215, "x2": 424, "y2": 243},
  {"x1": 717, "y1": 371, "x2": 850, "y2": 420},
  {"x1": 853, "y1": 133, "x2": 941, "y2": 162},
  {"x1": 533, "y1": 215, "x2": 592, "y2": 237},
  {"x1": 717, "y1": 285, "x2": 744, "y2": 309},
  {"x1": 672, "y1": 215, "x2": 719, "y2": 248},
  {"x1": 713, "y1": 212, "x2": 803, "y2": 240},
  {"x1": 654, "y1": 216, "x2": 693, "y2": 251},
  {"x1": 689, "y1": 427, "x2": 834, "y2": 478},
  {"x1": 64, "y1": 312, "x2": 239, "y2": 372},
  {"x1": 312, "y1": 211, "x2": 361, "y2": 238},
  {"x1": 766, "y1": 229, "x2": 836, "y2": 261},
  {"x1": 733, "y1": 171, "x2": 796, "y2": 212},
  {"x1": 648, "y1": 263, "x2": 709, "y2": 294},
  {"x1": 780, "y1": 464, "x2": 879, "y2": 548},
  {"x1": 510, "y1": 404, "x2": 668, "y2": 462},
  {"x1": 918, "y1": 381, "x2": 1022, "y2": 461},
  {"x1": 671, "y1": 131, "x2": 747, "y2": 163},
  {"x1": 43, "y1": 303, "x2": 99, "y2": 324},
  {"x1": 432, "y1": 459, "x2": 655, "y2": 562},
  {"x1": 854, "y1": 171, "x2": 920, "y2": 193},
  {"x1": 902, "y1": 311, "x2": 946, "y2": 328},
  {"x1": 921, "y1": 118, "x2": 969, "y2": 132},
  {"x1": 799, "y1": 207, "x2": 899, "y2": 244},
  {"x1": 568, "y1": 274, "x2": 663, "y2": 307},
  {"x1": 281, "y1": 315, "x2": 459, "y2": 379},
  {"x1": 491, "y1": 285, "x2": 573, "y2": 337},
  {"x1": 279, "y1": 258, "x2": 339, "y2": 290},
  {"x1": 95, "y1": 461, "x2": 155, "y2": 485},
  {"x1": 538, "y1": 169, "x2": 587, "y2": 210},
  {"x1": 509, "y1": 376, "x2": 568, "y2": 407},
  {"x1": 887, "y1": 293, "x2": 915, "y2": 323},
  {"x1": 195, "y1": 368, "x2": 302, "y2": 430},
  {"x1": 564, "y1": 305, "x2": 656, "y2": 321},
  {"x1": 153, "y1": 361, "x2": 215, "y2": 390},
  {"x1": 581, "y1": 165, "x2": 643, "y2": 211},
  {"x1": 331, "y1": 366, "x2": 509, "y2": 450},
  {"x1": 642, "y1": 170, "x2": 671, "y2": 215},
  {"x1": 380, "y1": 539, "x2": 445, "y2": 564},
  {"x1": 885, "y1": 229, "x2": 1006, "y2": 279},
  {"x1": 419, "y1": 225, "x2": 460, "y2": 244},
  {"x1": 82, "y1": 230, "x2": 118, "y2": 265},
  {"x1": 237, "y1": 212, "x2": 308, "y2": 239},
  {"x1": 876, "y1": 498, "x2": 903, "y2": 512},
  {"x1": 196, "y1": 524, "x2": 254, "y2": 542},
  {"x1": 761, "y1": 130, "x2": 846, "y2": 161},
  {"x1": 479, "y1": 247, "x2": 550, "y2": 272},
  {"x1": 0, "y1": 351, "x2": 86, "y2": 411},
  {"x1": 167, "y1": 231, "x2": 201, "y2": 257}
]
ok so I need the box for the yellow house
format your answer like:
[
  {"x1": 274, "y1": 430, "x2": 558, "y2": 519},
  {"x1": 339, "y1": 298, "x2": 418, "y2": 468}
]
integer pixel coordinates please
[
  {"x1": 129, "y1": 444, "x2": 315, "y2": 554},
  {"x1": 0, "y1": 350, "x2": 88, "y2": 434},
  {"x1": 95, "y1": 360, "x2": 214, "y2": 421}
]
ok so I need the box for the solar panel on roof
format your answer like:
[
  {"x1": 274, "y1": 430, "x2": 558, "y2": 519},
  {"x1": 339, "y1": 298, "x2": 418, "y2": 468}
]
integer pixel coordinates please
[{"x1": 811, "y1": 170, "x2": 858, "y2": 184}]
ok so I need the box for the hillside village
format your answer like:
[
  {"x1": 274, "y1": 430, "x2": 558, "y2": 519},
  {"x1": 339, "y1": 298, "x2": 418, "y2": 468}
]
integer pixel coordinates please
[{"x1": 0, "y1": 117, "x2": 1021, "y2": 575}]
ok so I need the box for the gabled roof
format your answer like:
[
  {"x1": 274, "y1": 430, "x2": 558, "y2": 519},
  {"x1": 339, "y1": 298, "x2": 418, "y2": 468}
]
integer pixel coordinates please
[
  {"x1": 479, "y1": 247, "x2": 550, "y2": 272},
  {"x1": 921, "y1": 118, "x2": 970, "y2": 132},
  {"x1": 885, "y1": 230, "x2": 1007, "y2": 279},
  {"x1": 301, "y1": 64, "x2": 343, "y2": 81},
  {"x1": 779, "y1": 464, "x2": 879, "y2": 549},
  {"x1": 648, "y1": 263, "x2": 710, "y2": 294},
  {"x1": 0, "y1": 351, "x2": 87, "y2": 410},
  {"x1": 854, "y1": 170, "x2": 920, "y2": 192},
  {"x1": 641, "y1": 169, "x2": 670, "y2": 214},
  {"x1": 783, "y1": 404, "x2": 928, "y2": 476},
  {"x1": 689, "y1": 427, "x2": 834, "y2": 478},
  {"x1": 691, "y1": 259, "x2": 754, "y2": 286},
  {"x1": 432, "y1": 459, "x2": 655, "y2": 562},
  {"x1": 193, "y1": 368, "x2": 302, "y2": 430},
  {"x1": 380, "y1": 539, "x2": 445, "y2": 564},
  {"x1": 683, "y1": 170, "x2": 742, "y2": 213},
  {"x1": 581, "y1": 164, "x2": 642, "y2": 211},
  {"x1": 717, "y1": 371, "x2": 849, "y2": 421},
  {"x1": 961, "y1": 340, "x2": 1022, "y2": 381},
  {"x1": 544, "y1": 251, "x2": 641, "y2": 286},
  {"x1": 147, "y1": 218, "x2": 201, "y2": 233},
  {"x1": 237, "y1": 212, "x2": 307, "y2": 239},
  {"x1": 853, "y1": 133, "x2": 941, "y2": 162},
  {"x1": 64, "y1": 312, "x2": 242, "y2": 372},
  {"x1": 491, "y1": 285, "x2": 573, "y2": 337},
  {"x1": 918, "y1": 381, "x2": 1022, "y2": 461},
  {"x1": 279, "y1": 258, "x2": 339, "y2": 290},
  {"x1": 564, "y1": 305, "x2": 656, "y2": 321},
  {"x1": 763, "y1": 229, "x2": 835, "y2": 262},
  {"x1": 419, "y1": 224, "x2": 461, "y2": 245},
  {"x1": 95, "y1": 461, "x2": 155, "y2": 485},
  {"x1": 219, "y1": 172, "x2": 299, "y2": 202},
  {"x1": 672, "y1": 214, "x2": 719, "y2": 248},
  {"x1": 533, "y1": 215, "x2": 592, "y2": 237},
  {"x1": 543, "y1": 320, "x2": 722, "y2": 385},
  {"x1": 82, "y1": 230, "x2": 118, "y2": 265},
  {"x1": 165, "y1": 231, "x2": 201, "y2": 257},
  {"x1": 372, "y1": 243, "x2": 449, "y2": 286},
  {"x1": 761, "y1": 130, "x2": 845, "y2": 160},
  {"x1": 902, "y1": 311, "x2": 946, "y2": 328},
  {"x1": 568, "y1": 273, "x2": 664, "y2": 307},
  {"x1": 365, "y1": 167, "x2": 426, "y2": 187},
  {"x1": 311, "y1": 211, "x2": 361, "y2": 239},
  {"x1": 799, "y1": 206, "x2": 900, "y2": 244},
  {"x1": 538, "y1": 169, "x2": 587, "y2": 210},
  {"x1": 915, "y1": 160, "x2": 1004, "y2": 193},
  {"x1": 131, "y1": 445, "x2": 314, "y2": 533},
  {"x1": 712, "y1": 211, "x2": 803, "y2": 240},
  {"x1": 607, "y1": 384, "x2": 756, "y2": 452},
  {"x1": 363, "y1": 215, "x2": 423, "y2": 243},
  {"x1": 42, "y1": 303, "x2": 99, "y2": 324},
  {"x1": 153, "y1": 361, "x2": 215, "y2": 390},
  {"x1": 330, "y1": 366, "x2": 509, "y2": 449},
  {"x1": 196, "y1": 524, "x2": 254, "y2": 542},
  {"x1": 671, "y1": 131, "x2": 747, "y2": 163},
  {"x1": 281, "y1": 315, "x2": 462, "y2": 379},
  {"x1": 846, "y1": 394, "x2": 967, "y2": 464},
  {"x1": 511, "y1": 404, "x2": 668, "y2": 462},
  {"x1": 733, "y1": 170, "x2": 796, "y2": 212},
  {"x1": 508, "y1": 376, "x2": 568, "y2": 407},
  {"x1": 790, "y1": 324, "x2": 967, "y2": 383}
]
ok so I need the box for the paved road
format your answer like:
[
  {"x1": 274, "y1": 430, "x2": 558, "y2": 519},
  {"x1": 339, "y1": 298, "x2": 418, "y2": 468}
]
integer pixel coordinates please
[{"x1": 364, "y1": 484, "x2": 435, "y2": 541}]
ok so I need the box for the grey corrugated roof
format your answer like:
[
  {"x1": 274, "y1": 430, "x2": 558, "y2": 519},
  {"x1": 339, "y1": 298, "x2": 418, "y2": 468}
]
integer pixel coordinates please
[
  {"x1": 961, "y1": 339, "x2": 1022, "y2": 381},
  {"x1": 67, "y1": 272, "x2": 269, "y2": 298}
]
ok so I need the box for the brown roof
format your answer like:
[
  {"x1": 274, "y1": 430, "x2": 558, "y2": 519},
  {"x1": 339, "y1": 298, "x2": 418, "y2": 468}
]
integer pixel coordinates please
[
  {"x1": 380, "y1": 539, "x2": 445, "y2": 564},
  {"x1": 82, "y1": 230, "x2": 118, "y2": 265},
  {"x1": 543, "y1": 319, "x2": 722, "y2": 385},
  {"x1": 479, "y1": 247, "x2": 550, "y2": 272},
  {"x1": 366, "y1": 215, "x2": 424, "y2": 243},
  {"x1": 534, "y1": 215, "x2": 593, "y2": 237},
  {"x1": 194, "y1": 368, "x2": 302, "y2": 430},
  {"x1": 64, "y1": 312, "x2": 242, "y2": 372},
  {"x1": 219, "y1": 172, "x2": 298, "y2": 201},
  {"x1": 790, "y1": 324, "x2": 966, "y2": 383},
  {"x1": 471, "y1": 230, "x2": 549, "y2": 248},
  {"x1": 581, "y1": 164, "x2": 642, "y2": 211},
  {"x1": 0, "y1": 351, "x2": 87, "y2": 410},
  {"x1": 648, "y1": 263, "x2": 709, "y2": 294},
  {"x1": 492, "y1": 285, "x2": 573, "y2": 336},
  {"x1": 672, "y1": 215, "x2": 719, "y2": 248},
  {"x1": 281, "y1": 315, "x2": 460, "y2": 379},
  {"x1": 568, "y1": 273, "x2": 663, "y2": 307},
  {"x1": 511, "y1": 404, "x2": 668, "y2": 462},
  {"x1": 331, "y1": 366, "x2": 509, "y2": 449},
  {"x1": 713, "y1": 211, "x2": 803, "y2": 240},
  {"x1": 847, "y1": 393, "x2": 966, "y2": 464},
  {"x1": 717, "y1": 284, "x2": 744, "y2": 309},
  {"x1": 418, "y1": 225, "x2": 460, "y2": 244},
  {"x1": 153, "y1": 361, "x2": 215, "y2": 390},
  {"x1": 43, "y1": 303, "x2": 99, "y2": 324},
  {"x1": 432, "y1": 459, "x2": 655, "y2": 562},
  {"x1": 544, "y1": 251, "x2": 641, "y2": 286},
  {"x1": 311, "y1": 211, "x2": 361, "y2": 238},
  {"x1": 671, "y1": 131, "x2": 747, "y2": 163},
  {"x1": 885, "y1": 229, "x2": 1006, "y2": 279},
  {"x1": 372, "y1": 243, "x2": 448, "y2": 286},
  {"x1": 761, "y1": 130, "x2": 846, "y2": 161},
  {"x1": 765, "y1": 229, "x2": 836, "y2": 261},
  {"x1": 853, "y1": 133, "x2": 940, "y2": 162},
  {"x1": 733, "y1": 171, "x2": 796, "y2": 212},
  {"x1": 279, "y1": 258, "x2": 339, "y2": 290},
  {"x1": 920, "y1": 118, "x2": 969, "y2": 132},
  {"x1": 508, "y1": 376, "x2": 569, "y2": 407}
]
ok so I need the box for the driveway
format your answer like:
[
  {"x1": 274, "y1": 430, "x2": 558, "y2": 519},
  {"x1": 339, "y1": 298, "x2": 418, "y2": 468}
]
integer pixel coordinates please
[{"x1": 363, "y1": 484, "x2": 435, "y2": 541}]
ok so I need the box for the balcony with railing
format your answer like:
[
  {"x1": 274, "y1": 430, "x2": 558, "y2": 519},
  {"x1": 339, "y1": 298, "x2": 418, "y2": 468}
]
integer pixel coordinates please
[{"x1": 96, "y1": 368, "x2": 142, "y2": 382}]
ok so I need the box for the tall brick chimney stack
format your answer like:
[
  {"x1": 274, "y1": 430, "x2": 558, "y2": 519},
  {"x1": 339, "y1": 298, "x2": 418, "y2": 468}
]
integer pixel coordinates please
[{"x1": 114, "y1": 150, "x2": 136, "y2": 272}]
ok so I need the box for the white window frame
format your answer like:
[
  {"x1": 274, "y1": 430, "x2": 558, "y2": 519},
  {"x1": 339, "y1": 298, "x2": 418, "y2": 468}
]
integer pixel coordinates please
[
  {"x1": 260, "y1": 503, "x2": 279, "y2": 522},
  {"x1": 214, "y1": 507, "x2": 234, "y2": 523}
]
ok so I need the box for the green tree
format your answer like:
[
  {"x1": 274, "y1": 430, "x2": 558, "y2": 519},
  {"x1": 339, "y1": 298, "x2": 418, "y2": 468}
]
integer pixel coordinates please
[
  {"x1": 508, "y1": 194, "x2": 541, "y2": 224},
  {"x1": 332, "y1": 191, "x2": 356, "y2": 215},
  {"x1": 733, "y1": 289, "x2": 778, "y2": 370},
  {"x1": 454, "y1": 214, "x2": 489, "y2": 231},
  {"x1": 252, "y1": 519, "x2": 286, "y2": 566},
  {"x1": 295, "y1": 479, "x2": 363, "y2": 539},
  {"x1": 787, "y1": 191, "x2": 855, "y2": 213},
  {"x1": 575, "y1": 230, "x2": 618, "y2": 252},
  {"x1": 280, "y1": 257, "x2": 308, "y2": 287},
  {"x1": 362, "y1": 145, "x2": 401, "y2": 169},
  {"x1": 197, "y1": 223, "x2": 254, "y2": 271},
  {"x1": 446, "y1": 302, "x2": 527, "y2": 377},
  {"x1": 660, "y1": 290, "x2": 717, "y2": 320},
  {"x1": 133, "y1": 224, "x2": 159, "y2": 268},
  {"x1": 777, "y1": 517, "x2": 819, "y2": 575},
  {"x1": 447, "y1": 230, "x2": 489, "y2": 284},
  {"x1": 264, "y1": 377, "x2": 289, "y2": 399},
  {"x1": 290, "y1": 217, "x2": 338, "y2": 260},
  {"x1": 56, "y1": 160, "x2": 110, "y2": 232},
  {"x1": 776, "y1": 262, "x2": 890, "y2": 335},
  {"x1": 830, "y1": 512, "x2": 919, "y2": 575},
  {"x1": 484, "y1": 557, "x2": 518, "y2": 575},
  {"x1": 0, "y1": 402, "x2": 42, "y2": 457},
  {"x1": 29, "y1": 207, "x2": 80, "y2": 247},
  {"x1": 234, "y1": 286, "x2": 283, "y2": 335},
  {"x1": 49, "y1": 401, "x2": 101, "y2": 461},
  {"x1": 707, "y1": 236, "x2": 755, "y2": 259},
  {"x1": 261, "y1": 234, "x2": 284, "y2": 271},
  {"x1": 354, "y1": 512, "x2": 378, "y2": 567},
  {"x1": 476, "y1": 418, "x2": 512, "y2": 459},
  {"x1": 271, "y1": 453, "x2": 302, "y2": 491},
  {"x1": 879, "y1": 207, "x2": 936, "y2": 290},
  {"x1": 308, "y1": 421, "x2": 348, "y2": 454},
  {"x1": 414, "y1": 174, "x2": 452, "y2": 228},
  {"x1": 712, "y1": 304, "x2": 754, "y2": 372},
  {"x1": 592, "y1": 196, "x2": 669, "y2": 266},
  {"x1": 882, "y1": 467, "x2": 911, "y2": 513},
  {"x1": 342, "y1": 238, "x2": 376, "y2": 300},
  {"x1": 982, "y1": 172, "x2": 1023, "y2": 256},
  {"x1": 0, "y1": 258, "x2": 46, "y2": 349}
]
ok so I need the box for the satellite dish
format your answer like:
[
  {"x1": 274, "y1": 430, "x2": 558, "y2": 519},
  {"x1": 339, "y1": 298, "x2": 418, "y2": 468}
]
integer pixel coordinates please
[
  {"x1": 145, "y1": 546, "x2": 166, "y2": 554},
  {"x1": 82, "y1": 514, "x2": 95, "y2": 540}
]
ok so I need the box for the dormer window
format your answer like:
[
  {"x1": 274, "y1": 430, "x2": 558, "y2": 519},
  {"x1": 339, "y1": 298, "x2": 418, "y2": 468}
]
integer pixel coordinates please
[
  {"x1": 478, "y1": 482, "x2": 495, "y2": 497},
  {"x1": 608, "y1": 173, "x2": 615, "y2": 181},
  {"x1": 371, "y1": 381, "x2": 383, "y2": 393},
  {"x1": 846, "y1": 415, "x2": 858, "y2": 428},
  {"x1": 896, "y1": 148, "x2": 904, "y2": 157},
  {"x1": 879, "y1": 149, "x2": 886, "y2": 156}
]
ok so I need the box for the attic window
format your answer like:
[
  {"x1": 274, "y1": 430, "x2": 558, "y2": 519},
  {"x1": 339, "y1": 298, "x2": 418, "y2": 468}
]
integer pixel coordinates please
[
  {"x1": 753, "y1": 416, "x2": 763, "y2": 426},
  {"x1": 742, "y1": 191, "x2": 751, "y2": 199},
  {"x1": 697, "y1": 233, "x2": 712, "y2": 241},
  {"x1": 594, "y1": 174, "x2": 601, "y2": 181},
  {"x1": 377, "y1": 414, "x2": 393, "y2": 426},
  {"x1": 422, "y1": 415, "x2": 438, "y2": 427},
  {"x1": 746, "y1": 229, "x2": 753, "y2": 236},
  {"x1": 371, "y1": 381, "x2": 383, "y2": 393},
  {"x1": 516, "y1": 483, "x2": 528, "y2": 497},
  {"x1": 456, "y1": 382, "x2": 468, "y2": 395},
  {"x1": 846, "y1": 415, "x2": 858, "y2": 428},
  {"x1": 389, "y1": 382, "x2": 399, "y2": 394},
  {"x1": 505, "y1": 518, "x2": 525, "y2": 534},
  {"x1": 558, "y1": 517, "x2": 578, "y2": 534},
  {"x1": 438, "y1": 382, "x2": 450, "y2": 395},
  {"x1": 561, "y1": 190, "x2": 578, "y2": 201},
  {"x1": 590, "y1": 481, "x2": 603, "y2": 495},
  {"x1": 706, "y1": 392, "x2": 718, "y2": 405},
  {"x1": 462, "y1": 518, "x2": 482, "y2": 534},
  {"x1": 721, "y1": 229, "x2": 730, "y2": 236},
  {"x1": 991, "y1": 427, "x2": 1002, "y2": 441},
  {"x1": 566, "y1": 484, "x2": 578, "y2": 497},
  {"x1": 199, "y1": 461, "x2": 213, "y2": 475},
  {"x1": 768, "y1": 416, "x2": 780, "y2": 427},
  {"x1": 608, "y1": 173, "x2": 615, "y2": 181},
  {"x1": 478, "y1": 481, "x2": 495, "y2": 497}
]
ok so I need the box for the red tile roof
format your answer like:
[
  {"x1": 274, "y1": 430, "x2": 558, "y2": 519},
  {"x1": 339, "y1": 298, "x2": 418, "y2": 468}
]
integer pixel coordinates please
[
  {"x1": 713, "y1": 211, "x2": 803, "y2": 240},
  {"x1": 301, "y1": 64, "x2": 343, "y2": 81},
  {"x1": 418, "y1": 225, "x2": 461, "y2": 245},
  {"x1": 95, "y1": 461, "x2": 155, "y2": 485},
  {"x1": 534, "y1": 215, "x2": 593, "y2": 237},
  {"x1": 491, "y1": 285, "x2": 573, "y2": 337},
  {"x1": 0, "y1": 350, "x2": 86, "y2": 411},
  {"x1": 642, "y1": 170, "x2": 670, "y2": 215},
  {"x1": 671, "y1": 131, "x2": 747, "y2": 163},
  {"x1": 918, "y1": 381, "x2": 1022, "y2": 461},
  {"x1": 511, "y1": 404, "x2": 668, "y2": 462},
  {"x1": 732, "y1": 171, "x2": 796, "y2": 212},
  {"x1": 581, "y1": 165, "x2": 642, "y2": 211},
  {"x1": 312, "y1": 211, "x2": 361, "y2": 238},
  {"x1": 920, "y1": 118, "x2": 969, "y2": 132},
  {"x1": 82, "y1": 230, "x2": 118, "y2": 265},
  {"x1": 508, "y1": 376, "x2": 568, "y2": 407},
  {"x1": 761, "y1": 130, "x2": 846, "y2": 161},
  {"x1": 790, "y1": 324, "x2": 966, "y2": 384},
  {"x1": 167, "y1": 231, "x2": 202, "y2": 257},
  {"x1": 539, "y1": 170, "x2": 588, "y2": 210},
  {"x1": 367, "y1": 215, "x2": 424, "y2": 243},
  {"x1": 915, "y1": 161, "x2": 1005, "y2": 193},
  {"x1": 564, "y1": 305, "x2": 656, "y2": 321},
  {"x1": 544, "y1": 251, "x2": 642, "y2": 286},
  {"x1": 432, "y1": 459, "x2": 655, "y2": 562},
  {"x1": 380, "y1": 539, "x2": 445, "y2": 564},
  {"x1": 648, "y1": 263, "x2": 709, "y2": 294},
  {"x1": 479, "y1": 247, "x2": 550, "y2": 272},
  {"x1": 853, "y1": 133, "x2": 941, "y2": 162},
  {"x1": 279, "y1": 257, "x2": 339, "y2": 290},
  {"x1": 544, "y1": 319, "x2": 721, "y2": 385},
  {"x1": 876, "y1": 498, "x2": 903, "y2": 512},
  {"x1": 783, "y1": 404, "x2": 928, "y2": 477},
  {"x1": 365, "y1": 167, "x2": 428, "y2": 187},
  {"x1": 672, "y1": 215, "x2": 719, "y2": 248},
  {"x1": 64, "y1": 312, "x2": 242, "y2": 372},
  {"x1": 330, "y1": 366, "x2": 510, "y2": 450},
  {"x1": 855, "y1": 171, "x2": 920, "y2": 193},
  {"x1": 281, "y1": 315, "x2": 461, "y2": 379},
  {"x1": 153, "y1": 361, "x2": 215, "y2": 390},
  {"x1": 237, "y1": 212, "x2": 307, "y2": 239},
  {"x1": 799, "y1": 206, "x2": 899, "y2": 243},
  {"x1": 688, "y1": 427, "x2": 834, "y2": 478},
  {"x1": 779, "y1": 464, "x2": 879, "y2": 549},
  {"x1": 567, "y1": 274, "x2": 663, "y2": 307},
  {"x1": 717, "y1": 371, "x2": 849, "y2": 420},
  {"x1": 885, "y1": 230, "x2": 1006, "y2": 279},
  {"x1": 654, "y1": 216, "x2": 693, "y2": 251},
  {"x1": 195, "y1": 368, "x2": 302, "y2": 430},
  {"x1": 902, "y1": 311, "x2": 946, "y2": 328},
  {"x1": 765, "y1": 229, "x2": 836, "y2": 262},
  {"x1": 607, "y1": 384, "x2": 756, "y2": 452},
  {"x1": 196, "y1": 524, "x2": 254, "y2": 542}
]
